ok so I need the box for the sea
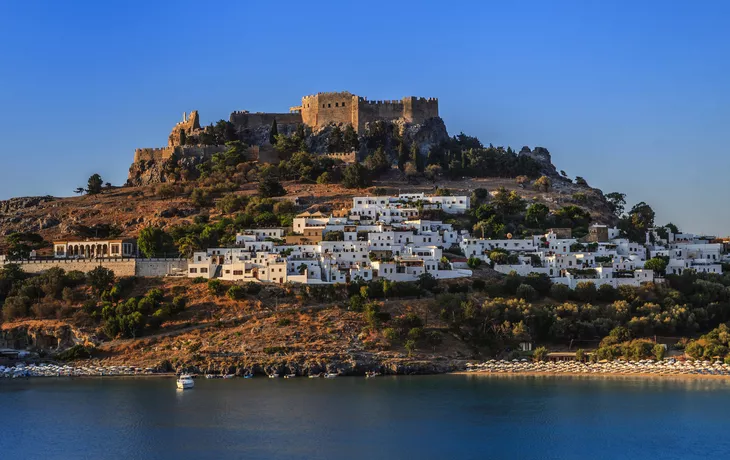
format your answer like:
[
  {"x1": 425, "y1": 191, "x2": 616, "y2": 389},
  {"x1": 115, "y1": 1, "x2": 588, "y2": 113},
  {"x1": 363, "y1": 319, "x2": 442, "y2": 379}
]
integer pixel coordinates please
[{"x1": 2, "y1": 374, "x2": 730, "y2": 460}]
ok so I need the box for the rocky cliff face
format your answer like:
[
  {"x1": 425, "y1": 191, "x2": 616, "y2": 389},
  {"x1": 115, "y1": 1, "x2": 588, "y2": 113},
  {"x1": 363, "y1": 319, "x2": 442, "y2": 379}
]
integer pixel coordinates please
[
  {"x1": 127, "y1": 155, "x2": 206, "y2": 187},
  {"x1": 0, "y1": 322, "x2": 96, "y2": 352},
  {"x1": 126, "y1": 117, "x2": 450, "y2": 187},
  {"x1": 519, "y1": 146, "x2": 561, "y2": 178}
]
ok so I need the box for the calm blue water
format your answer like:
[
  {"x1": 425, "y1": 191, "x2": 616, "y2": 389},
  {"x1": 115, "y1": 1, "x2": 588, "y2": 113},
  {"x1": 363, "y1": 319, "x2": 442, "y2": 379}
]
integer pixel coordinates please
[{"x1": 2, "y1": 375, "x2": 730, "y2": 459}]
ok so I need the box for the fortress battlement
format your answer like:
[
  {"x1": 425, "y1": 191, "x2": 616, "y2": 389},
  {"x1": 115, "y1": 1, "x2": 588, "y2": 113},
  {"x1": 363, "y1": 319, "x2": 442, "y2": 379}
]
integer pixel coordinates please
[{"x1": 138, "y1": 91, "x2": 440, "y2": 156}]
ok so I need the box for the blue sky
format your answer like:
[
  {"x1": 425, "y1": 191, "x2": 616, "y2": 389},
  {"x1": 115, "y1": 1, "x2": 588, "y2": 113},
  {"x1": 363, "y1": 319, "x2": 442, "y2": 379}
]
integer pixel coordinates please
[{"x1": 1, "y1": 0, "x2": 728, "y2": 234}]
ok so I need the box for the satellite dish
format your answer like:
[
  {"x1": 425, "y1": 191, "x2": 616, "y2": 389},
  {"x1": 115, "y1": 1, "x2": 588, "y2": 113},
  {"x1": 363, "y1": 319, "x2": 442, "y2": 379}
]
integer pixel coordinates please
[{"x1": 507, "y1": 233, "x2": 513, "y2": 239}]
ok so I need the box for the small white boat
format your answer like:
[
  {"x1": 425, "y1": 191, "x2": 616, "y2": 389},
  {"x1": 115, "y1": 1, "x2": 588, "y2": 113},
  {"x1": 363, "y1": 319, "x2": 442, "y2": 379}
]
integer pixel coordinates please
[
  {"x1": 365, "y1": 372, "x2": 381, "y2": 378},
  {"x1": 268, "y1": 373, "x2": 280, "y2": 379},
  {"x1": 324, "y1": 372, "x2": 338, "y2": 379},
  {"x1": 308, "y1": 373, "x2": 322, "y2": 379},
  {"x1": 223, "y1": 374, "x2": 235, "y2": 379},
  {"x1": 204, "y1": 374, "x2": 217, "y2": 379},
  {"x1": 177, "y1": 374, "x2": 194, "y2": 389},
  {"x1": 284, "y1": 373, "x2": 296, "y2": 379}
]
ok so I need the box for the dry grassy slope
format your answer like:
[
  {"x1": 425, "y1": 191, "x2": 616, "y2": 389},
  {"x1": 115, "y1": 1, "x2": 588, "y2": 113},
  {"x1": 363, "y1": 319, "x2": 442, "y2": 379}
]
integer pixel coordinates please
[
  {"x1": 0, "y1": 175, "x2": 614, "y2": 370},
  {"x1": 0, "y1": 175, "x2": 615, "y2": 250}
]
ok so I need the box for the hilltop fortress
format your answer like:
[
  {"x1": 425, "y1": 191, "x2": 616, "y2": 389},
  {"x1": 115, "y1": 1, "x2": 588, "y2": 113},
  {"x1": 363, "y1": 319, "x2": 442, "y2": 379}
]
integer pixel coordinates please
[{"x1": 133, "y1": 91, "x2": 439, "y2": 163}]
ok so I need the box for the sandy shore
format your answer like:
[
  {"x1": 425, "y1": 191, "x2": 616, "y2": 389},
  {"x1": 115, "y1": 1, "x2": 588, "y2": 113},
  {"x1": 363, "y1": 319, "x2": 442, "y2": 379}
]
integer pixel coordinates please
[{"x1": 451, "y1": 370, "x2": 730, "y2": 382}]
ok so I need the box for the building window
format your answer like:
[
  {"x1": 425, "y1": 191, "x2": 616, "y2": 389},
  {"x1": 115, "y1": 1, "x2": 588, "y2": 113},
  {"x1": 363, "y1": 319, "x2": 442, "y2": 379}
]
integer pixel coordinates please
[
  {"x1": 342, "y1": 102, "x2": 345, "y2": 107},
  {"x1": 328, "y1": 103, "x2": 331, "y2": 108},
  {"x1": 335, "y1": 103, "x2": 339, "y2": 107},
  {"x1": 233, "y1": 270, "x2": 243, "y2": 276},
  {"x1": 189, "y1": 268, "x2": 198, "y2": 273}
]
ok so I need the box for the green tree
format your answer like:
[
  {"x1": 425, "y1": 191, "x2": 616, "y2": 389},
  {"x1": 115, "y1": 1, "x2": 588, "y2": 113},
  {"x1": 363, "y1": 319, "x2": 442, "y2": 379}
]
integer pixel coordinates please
[
  {"x1": 644, "y1": 257, "x2": 668, "y2": 275},
  {"x1": 404, "y1": 339, "x2": 417, "y2": 357},
  {"x1": 87, "y1": 266, "x2": 115, "y2": 298},
  {"x1": 605, "y1": 192, "x2": 626, "y2": 217},
  {"x1": 258, "y1": 175, "x2": 286, "y2": 198},
  {"x1": 342, "y1": 163, "x2": 370, "y2": 189},
  {"x1": 328, "y1": 125, "x2": 344, "y2": 152},
  {"x1": 6, "y1": 232, "x2": 45, "y2": 260},
  {"x1": 525, "y1": 203, "x2": 550, "y2": 228},
  {"x1": 269, "y1": 119, "x2": 278, "y2": 145},
  {"x1": 343, "y1": 124, "x2": 359, "y2": 151},
  {"x1": 653, "y1": 344, "x2": 666, "y2": 361},
  {"x1": 533, "y1": 346, "x2": 548, "y2": 362},
  {"x1": 86, "y1": 174, "x2": 103, "y2": 194},
  {"x1": 137, "y1": 226, "x2": 174, "y2": 258},
  {"x1": 364, "y1": 148, "x2": 389, "y2": 174},
  {"x1": 316, "y1": 172, "x2": 331, "y2": 184},
  {"x1": 575, "y1": 348, "x2": 585, "y2": 362}
]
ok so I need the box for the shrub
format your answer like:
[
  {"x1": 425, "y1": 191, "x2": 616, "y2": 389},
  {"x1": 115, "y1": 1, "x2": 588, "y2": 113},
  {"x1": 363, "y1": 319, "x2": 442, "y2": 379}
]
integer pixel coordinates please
[
  {"x1": 533, "y1": 346, "x2": 548, "y2": 362},
  {"x1": 383, "y1": 327, "x2": 399, "y2": 341},
  {"x1": 574, "y1": 281, "x2": 597, "y2": 302},
  {"x1": 263, "y1": 346, "x2": 288, "y2": 355},
  {"x1": 472, "y1": 279, "x2": 486, "y2": 291},
  {"x1": 190, "y1": 188, "x2": 212, "y2": 207},
  {"x1": 227, "y1": 285, "x2": 244, "y2": 300},
  {"x1": 653, "y1": 344, "x2": 666, "y2": 361},
  {"x1": 404, "y1": 339, "x2": 417, "y2": 356},
  {"x1": 407, "y1": 327, "x2": 424, "y2": 341},
  {"x1": 171, "y1": 295, "x2": 186, "y2": 313},
  {"x1": 597, "y1": 284, "x2": 618, "y2": 302},
  {"x1": 246, "y1": 282, "x2": 262, "y2": 295},
  {"x1": 55, "y1": 345, "x2": 93, "y2": 361},
  {"x1": 207, "y1": 279, "x2": 222, "y2": 296},
  {"x1": 192, "y1": 276, "x2": 206, "y2": 284},
  {"x1": 316, "y1": 172, "x2": 331, "y2": 184},
  {"x1": 550, "y1": 283, "x2": 571, "y2": 301},
  {"x1": 466, "y1": 257, "x2": 482, "y2": 269},
  {"x1": 516, "y1": 283, "x2": 538, "y2": 301},
  {"x1": 276, "y1": 318, "x2": 291, "y2": 327}
]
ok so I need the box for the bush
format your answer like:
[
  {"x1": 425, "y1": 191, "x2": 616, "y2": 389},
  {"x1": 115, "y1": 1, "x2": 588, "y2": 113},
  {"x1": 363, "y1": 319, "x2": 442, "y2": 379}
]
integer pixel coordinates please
[
  {"x1": 171, "y1": 295, "x2": 186, "y2": 313},
  {"x1": 55, "y1": 344, "x2": 93, "y2": 361},
  {"x1": 574, "y1": 281, "x2": 597, "y2": 302},
  {"x1": 276, "y1": 318, "x2": 291, "y2": 327},
  {"x1": 550, "y1": 283, "x2": 571, "y2": 301},
  {"x1": 383, "y1": 327, "x2": 399, "y2": 341},
  {"x1": 404, "y1": 339, "x2": 417, "y2": 356},
  {"x1": 316, "y1": 172, "x2": 331, "y2": 184},
  {"x1": 192, "y1": 276, "x2": 206, "y2": 284},
  {"x1": 516, "y1": 283, "x2": 538, "y2": 301},
  {"x1": 246, "y1": 282, "x2": 262, "y2": 295},
  {"x1": 533, "y1": 346, "x2": 548, "y2": 362},
  {"x1": 190, "y1": 188, "x2": 213, "y2": 207},
  {"x1": 207, "y1": 279, "x2": 222, "y2": 296},
  {"x1": 653, "y1": 344, "x2": 666, "y2": 361},
  {"x1": 263, "y1": 346, "x2": 288, "y2": 355},
  {"x1": 597, "y1": 284, "x2": 618, "y2": 302},
  {"x1": 227, "y1": 285, "x2": 244, "y2": 300},
  {"x1": 472, "y1": 279, "x2": 486, "y2": 291},
  {"x1": 408, "y1": 327, "x2": 424, "y2": 341},
  {"x1": 466, "y1": 257, "x2": 482, "y2": 269}
]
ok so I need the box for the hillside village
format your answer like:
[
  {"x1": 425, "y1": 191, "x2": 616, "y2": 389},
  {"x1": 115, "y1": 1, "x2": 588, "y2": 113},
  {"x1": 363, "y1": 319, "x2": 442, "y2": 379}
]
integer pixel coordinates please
[
  {"x1": 1, "y1": 91, "x2": 730, "y2": 373},
  {"x1": 2, "y1": 191, "x2": 723, "y2": 288}
]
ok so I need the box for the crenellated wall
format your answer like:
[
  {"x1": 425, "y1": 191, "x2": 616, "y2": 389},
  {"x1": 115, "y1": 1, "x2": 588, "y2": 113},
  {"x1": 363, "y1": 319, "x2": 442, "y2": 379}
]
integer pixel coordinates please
[
  {"x1": 133, "y1": 145, "x2": 228, "y2": 163},
  {"x1": 229, "y1": 111, "x2": 302, "y2": 130}
]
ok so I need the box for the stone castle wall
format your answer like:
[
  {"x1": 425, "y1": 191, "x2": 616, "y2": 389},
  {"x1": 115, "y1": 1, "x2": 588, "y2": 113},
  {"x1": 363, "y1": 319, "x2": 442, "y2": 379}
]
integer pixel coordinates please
[
  {"x1": 300, "y1": 92, "x2": 357, "y2": 129},
  {"x1": 134, "y1": 145, "x2": 229, "y2": 163},
  {"x1": 12, "y1": 259, "x2": 137, "y2": 277},
  {"x1": 229, "y1": 111, "x2": 302, "y2": 130},
  {"x1": 4, "y1": 258, "x2": 188, "y2": 278}
]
